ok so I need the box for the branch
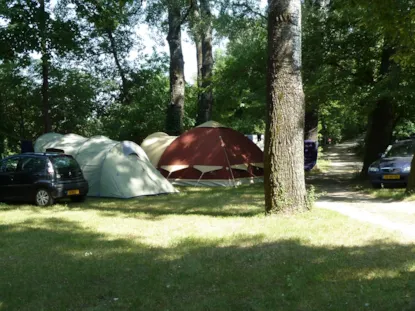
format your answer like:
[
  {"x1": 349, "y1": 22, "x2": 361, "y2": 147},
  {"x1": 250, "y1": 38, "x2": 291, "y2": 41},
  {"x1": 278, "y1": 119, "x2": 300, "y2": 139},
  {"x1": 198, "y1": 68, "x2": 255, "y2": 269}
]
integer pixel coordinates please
[
  {"x1": 180, "y1": 0, "x2": 195, "y2": 25},
  {"x1": 233, "y1": 2, "x2": 266, "y2": 20}
]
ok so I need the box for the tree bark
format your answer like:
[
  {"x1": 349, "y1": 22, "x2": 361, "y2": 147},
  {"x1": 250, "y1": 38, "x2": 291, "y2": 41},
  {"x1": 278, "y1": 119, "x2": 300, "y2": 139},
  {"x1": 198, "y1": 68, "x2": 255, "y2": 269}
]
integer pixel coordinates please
[
  {"x1": 106, "y1": 28, "x2": 130, "y2": 104},
  {"x1": 196, "y1": 38, "x2": 203, "y2": 101},
  {"x1": 265, "y1": 0, "x2": 307, "y2": 214},
  {"x1": 361, "y1": 46, "x2": 396, "y2": 177},
  {"x1": 196, "y1": 0, "x2": 213, "y2": 125},
  {"x1": 190, "y1": 1, "x2": 203, "y2": 107},
  {"x1": 166, "y1": 5, "x2": 185, "y2": 136},
  {"x1": 40, "y1": 0, "x2": 51, "y2": 133}
]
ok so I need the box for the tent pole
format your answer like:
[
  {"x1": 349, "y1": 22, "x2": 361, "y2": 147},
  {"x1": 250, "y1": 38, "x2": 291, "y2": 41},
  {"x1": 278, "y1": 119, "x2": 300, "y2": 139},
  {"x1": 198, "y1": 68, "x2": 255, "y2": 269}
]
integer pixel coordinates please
[
  {"x1": 219, "y1": 135, "x2": 236, "y2": 187},
  {"x1": 196, "y1": 172, "x2": 205, "y2": 185}
]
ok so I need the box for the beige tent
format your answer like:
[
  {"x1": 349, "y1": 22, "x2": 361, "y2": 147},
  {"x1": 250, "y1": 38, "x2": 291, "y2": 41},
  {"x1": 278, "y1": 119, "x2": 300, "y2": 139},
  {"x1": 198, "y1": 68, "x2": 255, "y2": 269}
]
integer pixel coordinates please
[
  {"x1": 141, "y1": 132, "x2": 178, "y2": 167},
  {"x1": 34, "y1": 133, "x2": 178, "y2": 198}
]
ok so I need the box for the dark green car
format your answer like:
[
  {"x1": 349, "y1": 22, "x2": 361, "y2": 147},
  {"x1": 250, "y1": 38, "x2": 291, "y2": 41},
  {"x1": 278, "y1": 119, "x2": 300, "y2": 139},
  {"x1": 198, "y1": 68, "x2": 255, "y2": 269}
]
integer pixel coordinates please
[{"x1": 0, "y1": 153, "x2": 89, "y2": 206}]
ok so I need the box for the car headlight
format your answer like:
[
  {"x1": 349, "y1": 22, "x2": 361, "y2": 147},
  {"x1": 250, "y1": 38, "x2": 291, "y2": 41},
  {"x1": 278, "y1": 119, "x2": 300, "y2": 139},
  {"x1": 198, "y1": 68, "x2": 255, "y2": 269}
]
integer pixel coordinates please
[
  {"x1": 368, "y1": 167, "x2": 380, "y2": 172},
  {"x1": 402, "y1": 166, "x2": 411, "y2": 173}
]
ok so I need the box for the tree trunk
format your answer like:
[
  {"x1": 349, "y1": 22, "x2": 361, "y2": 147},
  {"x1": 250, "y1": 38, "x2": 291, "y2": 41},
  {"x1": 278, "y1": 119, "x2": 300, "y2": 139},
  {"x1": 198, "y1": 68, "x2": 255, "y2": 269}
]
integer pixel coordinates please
[
  {"x1": 304, "y1": 106, "x2": 319, "y2": 141},
  {"x1": 361, "y1": 46, "x2": 396, "y2": 177},
  {"x1": 361, "y1": 99, "x2": 396, "y2": 176},
  {"x1": 0, "y1": 134, "x2": 4, "y2": 158},
  {"x1": 40, "y1": 0, "x2": 51, "y2": 133},
  {"x1": 106, "y1": 28, "x2": 130, "y2": 104},
  {"x1": 190, "y1": 1, "x2": 203, "y2": 108},
  {"x1": 407, "y1": 156, "x2": 415, "y2": 194},
  {"x1": 166, "y1": 5, "x2": 185, "y2": 136},
  {"x1": 196, "y1": 0, "x2": 213, "y2": 125},
  {"x1": 196, "y1": 38, "x2": 203, "y2": 103},
  {"x1": 265, "y1": 0, "x2": 307, "y2": 214}
]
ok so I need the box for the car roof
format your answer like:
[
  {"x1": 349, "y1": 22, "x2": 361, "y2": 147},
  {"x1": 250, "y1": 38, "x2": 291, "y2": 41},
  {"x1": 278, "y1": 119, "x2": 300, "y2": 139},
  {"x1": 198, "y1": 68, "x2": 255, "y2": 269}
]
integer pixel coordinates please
[
  {"x1": 393, "y1": 139, "x2": 415, "y2": 145},
  {"x1": 1, "y1": 153, "x2": 72, "y2": 160}
]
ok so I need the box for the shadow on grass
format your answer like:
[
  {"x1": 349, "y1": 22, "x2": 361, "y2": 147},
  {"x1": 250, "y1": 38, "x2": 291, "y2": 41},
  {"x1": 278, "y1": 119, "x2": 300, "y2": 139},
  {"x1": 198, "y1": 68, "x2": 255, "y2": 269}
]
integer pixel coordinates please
[
  {"x1": 0, "y1": 217, "x2": 414, "y2": 310},
  {"x1": 29, "y1": 185, "x2": 265, "y2": 219}
]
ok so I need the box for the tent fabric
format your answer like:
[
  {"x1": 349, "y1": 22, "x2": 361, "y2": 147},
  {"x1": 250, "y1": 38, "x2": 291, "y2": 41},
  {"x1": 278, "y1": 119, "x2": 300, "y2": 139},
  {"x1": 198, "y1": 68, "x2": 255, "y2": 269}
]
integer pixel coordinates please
[
  {"x1": 141, "y1": 132, "x2": 178, "y2": 167},
  {"x1": 34, "y1": 133, "x2": 177, "y2": 198},
  {"x1": 142, "y1": 121, "x2": 264, "y2": 187},
  {"x1": 195, "y1": 120, "x2": 224, "y2": 128}
]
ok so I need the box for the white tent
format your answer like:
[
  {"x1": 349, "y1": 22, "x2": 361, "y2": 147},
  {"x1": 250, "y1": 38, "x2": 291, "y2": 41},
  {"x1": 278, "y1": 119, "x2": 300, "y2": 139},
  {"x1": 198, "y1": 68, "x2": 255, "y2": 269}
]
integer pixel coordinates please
[{"x1": 34, "y1": 133, "x2": 178, "y2": 198}]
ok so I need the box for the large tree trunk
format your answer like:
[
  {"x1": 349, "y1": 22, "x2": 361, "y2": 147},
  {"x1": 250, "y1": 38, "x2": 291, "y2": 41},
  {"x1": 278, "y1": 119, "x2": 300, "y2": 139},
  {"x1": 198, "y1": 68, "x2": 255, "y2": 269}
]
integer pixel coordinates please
[
  {"x1": 166, "y1": 6, "x2": 185, "y2": 136},
  {"x1": 407, "y1": 156, "x2": 415, "y2": 194},
  {"x1": 361, "y1": 46, "x2": 396, "y2": 177},
  {"x1": 361, "y1": 99, "x2": 396, "y2": 176},
  {"x1": 40, "y1": 0, "x2": 51, "y2": 133},
  {"x1": 196, "y1": 0, "x2": 213, "y2": 125},
  {"x1": 265, "y1": 0, "x2": 307, "y2": 214}
]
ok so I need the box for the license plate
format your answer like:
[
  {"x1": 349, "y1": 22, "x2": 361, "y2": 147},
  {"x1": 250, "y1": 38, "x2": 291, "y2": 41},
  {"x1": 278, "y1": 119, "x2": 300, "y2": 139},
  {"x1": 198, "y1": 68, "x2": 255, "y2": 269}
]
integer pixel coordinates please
[
  {"x1": 383, "y1": 175, "x2": 400, "y2": 180},
  {"x1": 67, "y1": 189, "x2": 80, "y2": 195}
]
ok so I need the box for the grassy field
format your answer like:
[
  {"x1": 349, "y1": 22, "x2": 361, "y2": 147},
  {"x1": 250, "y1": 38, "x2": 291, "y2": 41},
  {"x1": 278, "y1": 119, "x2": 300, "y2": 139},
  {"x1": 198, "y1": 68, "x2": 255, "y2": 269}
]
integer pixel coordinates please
[
  {"x1": 358, "y1": 186, "x2": 415, "y2": 202},
  {"x1": 0, "y1": 185, "x2": 414, "y2": 311}
]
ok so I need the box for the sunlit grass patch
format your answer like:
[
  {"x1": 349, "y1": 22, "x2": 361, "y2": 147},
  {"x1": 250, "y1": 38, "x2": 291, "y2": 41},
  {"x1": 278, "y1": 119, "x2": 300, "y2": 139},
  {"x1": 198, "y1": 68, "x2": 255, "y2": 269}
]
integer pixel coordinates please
[
  {"x1": 0, "y1": 186, "x2": 414, "y2": 311},
  {"x1": 358, "y1": 187, "x2": 415, "y2": 202}
]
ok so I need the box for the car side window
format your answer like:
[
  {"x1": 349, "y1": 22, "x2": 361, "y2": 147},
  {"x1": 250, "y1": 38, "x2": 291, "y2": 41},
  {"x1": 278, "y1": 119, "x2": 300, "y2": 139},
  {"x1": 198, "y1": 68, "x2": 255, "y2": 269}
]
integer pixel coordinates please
[
  {"x1": 20, "y1": 157, "x2": 46, "y2": 174},
  {"x1": 0, "y1": 158, "x2": 20, "y2": 173}
]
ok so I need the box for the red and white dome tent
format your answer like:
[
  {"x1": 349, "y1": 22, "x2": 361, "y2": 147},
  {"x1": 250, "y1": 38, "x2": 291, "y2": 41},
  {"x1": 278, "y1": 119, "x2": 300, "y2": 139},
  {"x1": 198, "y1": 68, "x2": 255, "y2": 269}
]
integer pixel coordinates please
[{"x1": 141, "y1": 121, "x2": 264, "y2": 187}]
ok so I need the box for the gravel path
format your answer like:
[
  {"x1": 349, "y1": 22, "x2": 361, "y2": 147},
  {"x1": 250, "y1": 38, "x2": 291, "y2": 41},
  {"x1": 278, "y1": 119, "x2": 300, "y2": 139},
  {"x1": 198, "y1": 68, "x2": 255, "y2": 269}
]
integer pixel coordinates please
[{"x1": 309, "y1": 141, "x2": 415, "y2": 240}]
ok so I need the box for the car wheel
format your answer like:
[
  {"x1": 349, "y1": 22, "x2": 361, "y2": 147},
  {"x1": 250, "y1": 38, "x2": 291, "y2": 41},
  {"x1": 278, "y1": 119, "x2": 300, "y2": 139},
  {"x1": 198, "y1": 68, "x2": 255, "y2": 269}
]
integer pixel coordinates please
[
  {"x1": 71, "y1": 195, "x2": 86, "y2": 203},
  {"x1": 371, "y1": 183, "x2": 382, "y2": 189},
  {"x1": 35, "y1": 189, "x2": 54, "y2": 206}
]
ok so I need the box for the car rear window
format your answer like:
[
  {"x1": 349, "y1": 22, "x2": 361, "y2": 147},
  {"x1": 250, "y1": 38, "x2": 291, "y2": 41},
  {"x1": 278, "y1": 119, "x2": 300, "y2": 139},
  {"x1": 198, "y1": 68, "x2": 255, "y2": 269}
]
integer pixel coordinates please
[
  {"x1": 50, "y1": 155, "x2": 82, "y2": 179},
  {"x1": 385, "y1": 141, "x2": 415, "y2": 157}
]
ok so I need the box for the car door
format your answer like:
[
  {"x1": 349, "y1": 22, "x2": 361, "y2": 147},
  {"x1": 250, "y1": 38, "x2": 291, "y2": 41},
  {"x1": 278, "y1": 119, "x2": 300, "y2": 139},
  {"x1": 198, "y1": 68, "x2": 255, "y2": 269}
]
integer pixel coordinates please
[
  {"x1": 0, "y1": 157, "x2": 20, "y2": 200},
  {"x1": 14, "y1": 156, "x2": 47, "y2": 201}
]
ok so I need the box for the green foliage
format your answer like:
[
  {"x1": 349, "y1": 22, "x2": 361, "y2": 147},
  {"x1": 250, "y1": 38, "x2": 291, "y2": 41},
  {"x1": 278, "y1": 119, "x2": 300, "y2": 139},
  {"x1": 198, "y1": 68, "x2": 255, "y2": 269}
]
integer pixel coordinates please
[
  {"x1": 100, "y1": 54, "x2": 197, "y2": 142},
  {"x1": 0, "y1": 0, "x2": 81, "y2": 61},
  {"x1": 101, "y1": 67, "x2": 169, "y2": 142},
  {"x1": 212, "y1": 21, "x2": 267, "y2": 133},
  {"x1": 393, "y1": 120, "x2": 415, "y2": 141}
]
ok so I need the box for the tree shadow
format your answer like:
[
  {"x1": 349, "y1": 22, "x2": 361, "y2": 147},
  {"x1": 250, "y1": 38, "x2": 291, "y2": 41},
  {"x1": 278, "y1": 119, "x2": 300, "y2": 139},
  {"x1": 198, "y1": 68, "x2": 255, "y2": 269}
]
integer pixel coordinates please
[
  {"x1": 59, "y1": 184, "x2": 266, "y2": 219},
  {"x1": 0, "y1": 218, "x2": 414, "y2": 310}
]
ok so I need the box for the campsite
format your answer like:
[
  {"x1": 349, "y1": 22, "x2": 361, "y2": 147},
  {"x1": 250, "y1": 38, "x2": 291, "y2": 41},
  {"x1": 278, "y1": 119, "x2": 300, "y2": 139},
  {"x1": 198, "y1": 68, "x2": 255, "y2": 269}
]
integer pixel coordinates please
[{"x1": 1, "y1": 0, "x2": 415, "y2": 310}]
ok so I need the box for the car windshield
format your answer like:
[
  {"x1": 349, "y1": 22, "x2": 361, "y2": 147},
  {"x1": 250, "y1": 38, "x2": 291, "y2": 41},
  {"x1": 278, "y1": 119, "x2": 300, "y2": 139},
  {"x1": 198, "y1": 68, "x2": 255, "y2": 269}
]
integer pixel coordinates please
[
  {"x1": 384, "y1": 141, "x2": 415, "y2": 158},
  {"x1": 50, "y1": 155, "x2": 82, "y2": 179}
]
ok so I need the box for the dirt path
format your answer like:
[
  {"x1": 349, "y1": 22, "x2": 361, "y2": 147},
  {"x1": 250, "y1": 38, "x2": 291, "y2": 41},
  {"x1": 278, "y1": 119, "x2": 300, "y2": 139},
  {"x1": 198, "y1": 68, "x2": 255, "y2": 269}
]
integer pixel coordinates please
[{"x1": 308, "y1": 141, "x2": 415, "y2": 240}]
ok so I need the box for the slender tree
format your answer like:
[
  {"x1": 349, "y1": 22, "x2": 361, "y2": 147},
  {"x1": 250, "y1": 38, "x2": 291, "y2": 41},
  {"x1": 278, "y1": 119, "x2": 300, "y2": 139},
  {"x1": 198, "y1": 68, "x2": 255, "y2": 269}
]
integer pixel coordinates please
[
  {"x1": 165, "y1": 1, "x2": 192, "y2": 135},
  {"x1": 264, "y1": 0, "x2": 307, "y2": 213},
  {"x1": 195, "y1": 0, "x2": 214, "y2": 125},
  {"x1": 66, "y1": 0, "x2": 142, "y2": 105},
  {"x1": 39, "y1": 0, "x2": 51, "y2": 133},
  {"x1": 0, "y1": 0, "x2": 80, "y2": 133}
]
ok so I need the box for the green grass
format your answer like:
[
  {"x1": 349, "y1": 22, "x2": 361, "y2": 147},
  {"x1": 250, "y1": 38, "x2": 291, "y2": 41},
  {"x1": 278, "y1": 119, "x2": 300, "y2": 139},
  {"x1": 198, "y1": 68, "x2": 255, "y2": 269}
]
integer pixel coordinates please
[
  {"x1": 0, "y1": 185, "x2": 414, "y2": 311},
  {"x1": 357, "y1": 186, "x2": 415, "y2": 202},
  {"x1": 305, "y1": 158, "x2": 331, "y2": 175}
]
